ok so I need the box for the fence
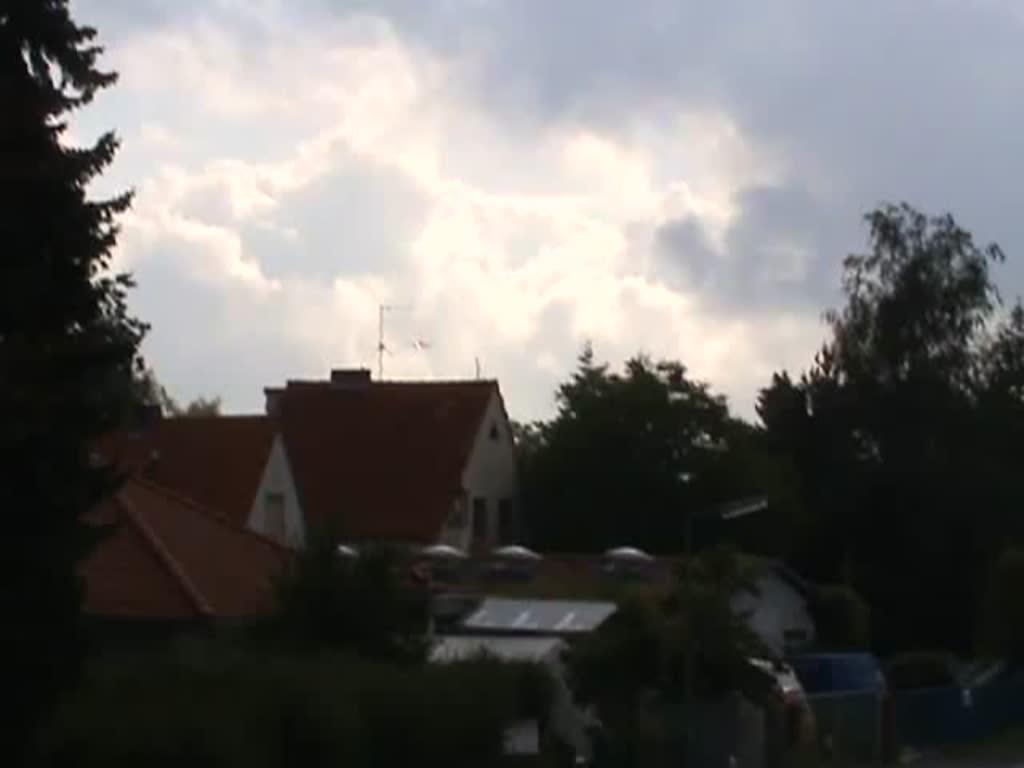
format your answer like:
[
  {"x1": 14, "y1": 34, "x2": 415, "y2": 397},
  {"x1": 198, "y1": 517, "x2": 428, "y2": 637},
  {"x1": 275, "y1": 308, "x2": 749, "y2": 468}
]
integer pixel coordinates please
[
  {"x1": 804, "y1": 691, "x2": 884, "y2": 763},
  {"x1": 589, "y1": 695, "x2": 769, "y2": 768},
  {"x1": 687, "y1": 693, "x2": 767, "y2": 768}
]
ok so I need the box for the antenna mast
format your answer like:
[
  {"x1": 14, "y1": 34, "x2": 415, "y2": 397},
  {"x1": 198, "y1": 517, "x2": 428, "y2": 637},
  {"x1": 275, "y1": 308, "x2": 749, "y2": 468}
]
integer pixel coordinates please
[
  {"x1": 377, "y1": 304, "x2": 389, "y2": 380},
  {"x1": 378, "y1": 303, "x2": 429, "y2": 380}
]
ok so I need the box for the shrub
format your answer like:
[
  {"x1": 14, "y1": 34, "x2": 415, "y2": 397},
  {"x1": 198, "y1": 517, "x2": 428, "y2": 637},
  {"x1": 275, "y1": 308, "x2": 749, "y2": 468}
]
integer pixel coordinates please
[
  {"x1": 273, "y1": 537, "x2": 429, "y2": 662},
  {"x1": 978, "y1": 548, "x2": 1024, "y2": 660},
  {"x1": 41, "y1": 645, "x2": 551, "y2": 768},
  {"x1": 885, "y1": 651, "x2": 959, "y2": 690},
  {"x1": 567, "y1": 547, "x2": 775, "y2": 765},
  {"x1": 810, "y1": 584, "x2": 870, "y2": 650}
]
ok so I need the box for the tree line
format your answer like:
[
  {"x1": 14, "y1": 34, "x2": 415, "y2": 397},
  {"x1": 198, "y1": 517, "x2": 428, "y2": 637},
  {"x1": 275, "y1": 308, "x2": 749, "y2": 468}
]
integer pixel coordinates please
[
  {"x1": 520, "y1": 204, "x2": 1024, "y2": 657},
  {"x1": 6, "y1": 0, "x2": 1024, "y2": 761}
]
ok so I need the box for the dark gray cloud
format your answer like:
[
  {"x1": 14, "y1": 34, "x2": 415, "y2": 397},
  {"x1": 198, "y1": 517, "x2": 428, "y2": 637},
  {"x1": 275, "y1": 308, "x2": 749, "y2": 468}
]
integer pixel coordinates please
[
  {"x1": 77, "y1": 0, "x2": 1024, "y2": 419},
  {"x1": 244, "y1": 156, "x2": 430, "y2": 282},
  {"x1": 344, "y1": 0, "x2": 1024, "y2": 302},
  {"x1": 656, "y1": 181, "x2": 854, "y2": 313}
]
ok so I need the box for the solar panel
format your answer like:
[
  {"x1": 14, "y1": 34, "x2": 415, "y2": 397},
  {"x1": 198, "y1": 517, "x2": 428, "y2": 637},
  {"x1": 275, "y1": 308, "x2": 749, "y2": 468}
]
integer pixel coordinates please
[{"x1": 461, "y1": 597, "x2": 617, "y2": 634}]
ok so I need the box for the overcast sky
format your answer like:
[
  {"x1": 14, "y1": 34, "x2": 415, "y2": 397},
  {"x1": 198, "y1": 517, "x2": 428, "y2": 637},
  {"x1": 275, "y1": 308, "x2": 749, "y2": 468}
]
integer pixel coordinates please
[{"x1": 73, "y1": 0, "x2": 1024, "y2": 421}]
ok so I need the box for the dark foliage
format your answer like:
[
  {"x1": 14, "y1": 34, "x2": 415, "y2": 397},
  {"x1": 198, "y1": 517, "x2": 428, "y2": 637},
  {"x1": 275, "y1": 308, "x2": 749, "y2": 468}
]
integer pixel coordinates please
[
  {"x1": 808, "y1": 584, "x2": 870, "y2": 651},
  {"x1": 1, "y1": 1, "x2": 145, "y2": 759},
  {"x1": 885, "y1": 651, "x2": 961, "y2": 690},
  {"x1": 758, "y1": 203, "x2": 1024, "y2": 653},
  {"x1": 134, "y1": 365, "x2": 222, "y2": 415},
  {"x1": 519, "y1": 345, "x2": 801, "y2": 555},
  {"x1": 978, "y1": 549, "x2": 1024, "y2": 662},
  {"x1": 273, "y1": 537, "x2": 430, "y2": 662},
  {"x1": 568, "y1": 547, "x2": 773, "y2": 763},
  {"x1": 41, "y1": 645, "x2": 552, "y2": 768}
]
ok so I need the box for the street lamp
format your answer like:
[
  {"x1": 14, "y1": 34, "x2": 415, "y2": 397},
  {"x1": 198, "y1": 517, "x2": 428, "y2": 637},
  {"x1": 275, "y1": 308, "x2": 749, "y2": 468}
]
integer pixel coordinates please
[{"x1": 680, "y1": 491, "x2": 768, "y2": 762}]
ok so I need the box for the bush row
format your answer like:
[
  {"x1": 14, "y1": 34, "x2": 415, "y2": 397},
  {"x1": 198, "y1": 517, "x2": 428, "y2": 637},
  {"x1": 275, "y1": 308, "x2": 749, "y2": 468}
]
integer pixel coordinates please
[{"x1": 40, "y1": 642, "x2": 551, "y2": 768}]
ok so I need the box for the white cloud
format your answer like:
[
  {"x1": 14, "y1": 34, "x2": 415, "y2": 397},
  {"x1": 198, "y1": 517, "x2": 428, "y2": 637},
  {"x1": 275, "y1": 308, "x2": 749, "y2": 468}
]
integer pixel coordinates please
[{"x1": 78, "y1": 0, "x2": 900, "y2": 420}]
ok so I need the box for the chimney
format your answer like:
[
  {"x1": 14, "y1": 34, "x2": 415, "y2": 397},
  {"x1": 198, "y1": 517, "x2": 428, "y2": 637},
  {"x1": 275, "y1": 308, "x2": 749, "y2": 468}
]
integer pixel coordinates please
[
  {"x1": 264, "y1": 387, "x2": 284, "y2": 416},
  {"x1": 330, "y1": 368, "x2": 372, "y2": 390}
]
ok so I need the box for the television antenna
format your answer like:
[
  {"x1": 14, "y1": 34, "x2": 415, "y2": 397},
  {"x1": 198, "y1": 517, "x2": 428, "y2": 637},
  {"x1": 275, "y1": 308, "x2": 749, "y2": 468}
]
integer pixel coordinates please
[{"x1": 377, "y1": 304, "x2": 430, "y2": 380}]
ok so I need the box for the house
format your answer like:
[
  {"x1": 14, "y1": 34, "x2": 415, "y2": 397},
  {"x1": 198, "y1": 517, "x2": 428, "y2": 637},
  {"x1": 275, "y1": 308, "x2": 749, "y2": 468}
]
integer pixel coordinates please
[
  {"x1": 255, "y1": 368, "x2": 520, "y2": 550},
  {"x1": 81, "y1": 477, "x2": 289, "y2": 627},
  {"x1": 434, "y1": 554, "x2": 816, "y2": 656},
  {"x1": 100, "y1": 368, "x2": 521, "y2": 552},
  {"x1": 97, "y1": 414, "x2": 278, "y2": 534},
  {"x1": 731, "y1": 561, "x2": 816, "y2": 657}
]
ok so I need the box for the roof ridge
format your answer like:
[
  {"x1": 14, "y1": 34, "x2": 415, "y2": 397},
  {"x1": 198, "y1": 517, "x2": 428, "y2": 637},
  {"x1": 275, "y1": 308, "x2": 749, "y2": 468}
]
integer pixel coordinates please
[
  {"x1": 373, "y1": 379, "x2": 497, "y2": 386},
  {"x1": 130, "y1": 476, "x2": 291, "y2": 554},
  {"x1": 118, "y1": 488, "x2": 215, "y2": 617},
  {"x1": 163, "y1": 414, "x2": 269, "y2": 422}
]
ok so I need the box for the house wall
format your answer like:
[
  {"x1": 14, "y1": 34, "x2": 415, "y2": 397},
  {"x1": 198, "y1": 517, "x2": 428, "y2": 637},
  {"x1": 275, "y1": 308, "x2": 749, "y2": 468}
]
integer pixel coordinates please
[
  {"x1": 731, "y1": 569, "x2": 816, "y2": 657},
  {"x1": 247, "y1": 434, "x2": 305, "y2": 548},
  {"x1": 439, "y1": 496, "x2": 470, "y2": 549},
  {"x1": 446, "y1": 390, "x2": 520, "y2": 550}
]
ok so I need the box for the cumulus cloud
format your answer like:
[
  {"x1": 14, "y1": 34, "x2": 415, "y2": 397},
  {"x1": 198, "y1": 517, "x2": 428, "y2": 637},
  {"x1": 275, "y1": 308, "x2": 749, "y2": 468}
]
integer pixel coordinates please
[{"x1": 72, "y1": 0, "x2": 1024, "y2": 420}]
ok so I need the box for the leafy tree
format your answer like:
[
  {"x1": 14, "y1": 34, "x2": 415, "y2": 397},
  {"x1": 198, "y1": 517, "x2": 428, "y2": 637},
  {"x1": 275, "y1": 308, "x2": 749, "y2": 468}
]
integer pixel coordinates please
[
  {"x1": 274, "y1": 537, "x2": 429, "y2": 663},
  {"x1": 972, "y1": 302, "x2": 1024, "y2": 548},
  {"x1": 568, "y1": 547, "x2": 772, "y2": 765},
  {"x1": 133, "y1": 365, "x2": 178, "y2": 415},
  {"x1": 2, "y1": 1, "x2": 145, "y2": 757},
  {"x1": 759, "y1": 203, "x2": 1023, "y2": 652},
  {"x1": 808, "y1": 584, "x2": 871, "y2": 651},
  {"x1": 521, "y1": 345, "x2": 787, "y2": 554},
  {"x1": 978, "y1": 548, "x2": 1024, "y2": 661},
  {"x1": 176, "y1": 395, "x2": 222, "y2": 417},
  {"x1": 134, "y1": 365, "x2": 222, "y2": 416}
]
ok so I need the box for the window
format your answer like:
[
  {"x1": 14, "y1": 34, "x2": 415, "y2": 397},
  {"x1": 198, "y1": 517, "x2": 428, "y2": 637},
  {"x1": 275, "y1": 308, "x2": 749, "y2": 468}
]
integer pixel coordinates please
[
  {"x1": 264, "y1": 491, "x2": 286, "y2": 542},
  {"x1": 472, "y1": 497, "x2": 488, "y2": 542},
  {"x1": 489, "y1": 422, "x2": 500, "y2": 441}
]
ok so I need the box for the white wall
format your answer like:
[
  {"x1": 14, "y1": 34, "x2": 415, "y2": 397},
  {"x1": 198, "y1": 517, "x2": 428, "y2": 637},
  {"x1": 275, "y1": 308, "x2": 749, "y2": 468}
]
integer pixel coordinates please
[
  {"x1": 446, "y1": 389, "x2": 520, "y2": 549},
  {"x1": 439, "y1": 495, "x2": 470, "y2": 549},
  {"x1": 731, "y1": 569, "x2": 816, "y2": 657},
  {"x1": 247, "y1": 434, "x2": 306, "y2": 548}
]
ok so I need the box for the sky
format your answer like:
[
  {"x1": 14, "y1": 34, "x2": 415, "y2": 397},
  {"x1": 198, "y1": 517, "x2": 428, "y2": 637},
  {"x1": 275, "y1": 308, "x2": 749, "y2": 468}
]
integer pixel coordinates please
[{"x1": 72, "y1": 0, "x2": 1024, "y2": 422}]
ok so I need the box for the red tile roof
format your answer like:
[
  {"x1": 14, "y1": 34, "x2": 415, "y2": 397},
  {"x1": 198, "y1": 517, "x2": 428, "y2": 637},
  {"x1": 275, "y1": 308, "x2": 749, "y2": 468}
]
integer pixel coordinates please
[
  {"x1": 278, "y1": 380, "x2": 497, "y2": 542},
  {"x1": 81, "y1": 478, "x2": 290, "y2": 619},
  {"x1": 98, "y1": 415, "x2": 274, "y2": 528}
]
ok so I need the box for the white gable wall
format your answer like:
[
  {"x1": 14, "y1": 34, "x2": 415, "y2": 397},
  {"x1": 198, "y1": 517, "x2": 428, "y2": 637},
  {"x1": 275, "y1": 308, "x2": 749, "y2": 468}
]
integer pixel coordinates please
[
  {"x1": 442, "y1": 389, "x2": 520, "y2": 550},
  {"x1": 731, "y1": 569, "x2": 816, "y2": 657},
  {"x1": 247, "y1": 434, "x2": 306, "y2": 548}
]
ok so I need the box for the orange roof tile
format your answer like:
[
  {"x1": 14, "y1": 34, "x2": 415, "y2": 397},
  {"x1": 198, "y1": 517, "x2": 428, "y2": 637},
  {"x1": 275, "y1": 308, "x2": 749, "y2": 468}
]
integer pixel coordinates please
[
  {"x1": 278, "y1": 380, "x2": 496, "y2": 542},
  {"x1": 81, "y1": 478, "x2": 290, "y2": 619},
  {"x1": 98, "y1": 415, "x2": 274, "y2": 527}
]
